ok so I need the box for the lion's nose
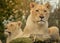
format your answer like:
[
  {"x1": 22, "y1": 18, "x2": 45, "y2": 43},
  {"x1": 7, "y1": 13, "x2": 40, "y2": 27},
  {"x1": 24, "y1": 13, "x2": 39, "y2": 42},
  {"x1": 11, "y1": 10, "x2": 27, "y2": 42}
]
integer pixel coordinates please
[{"x1": 39, "y1": 16, "x2": 44, "y2": 19}]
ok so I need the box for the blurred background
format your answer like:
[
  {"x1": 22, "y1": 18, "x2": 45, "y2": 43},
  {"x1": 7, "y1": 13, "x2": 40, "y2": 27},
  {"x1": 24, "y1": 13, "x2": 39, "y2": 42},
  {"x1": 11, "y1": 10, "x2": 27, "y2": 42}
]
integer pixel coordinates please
[{"x1": 0, "y1": 0, "x2": 60, "y2": 43}]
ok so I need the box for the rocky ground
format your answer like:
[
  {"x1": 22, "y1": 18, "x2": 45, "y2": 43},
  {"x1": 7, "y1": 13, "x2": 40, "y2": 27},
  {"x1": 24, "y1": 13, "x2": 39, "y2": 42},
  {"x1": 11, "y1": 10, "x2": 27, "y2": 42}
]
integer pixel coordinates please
[{"x1": 10, "y1": 37, "x2": 60, "y2": 43}]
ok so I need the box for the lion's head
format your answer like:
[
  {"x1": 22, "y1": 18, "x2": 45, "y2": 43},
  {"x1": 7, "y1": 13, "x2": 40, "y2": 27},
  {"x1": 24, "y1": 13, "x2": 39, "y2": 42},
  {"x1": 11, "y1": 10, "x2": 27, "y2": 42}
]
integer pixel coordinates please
[
  {"x1": 4, "y1": 21, "x2": 22, "y2": 36},
  {"x1": 30, "y1": 2, "x2": 51, "y2": 24}
]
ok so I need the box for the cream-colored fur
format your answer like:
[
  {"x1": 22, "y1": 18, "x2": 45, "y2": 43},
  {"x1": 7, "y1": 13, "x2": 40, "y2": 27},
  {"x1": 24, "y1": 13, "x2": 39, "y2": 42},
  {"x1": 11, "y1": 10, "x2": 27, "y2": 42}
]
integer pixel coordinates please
[
  {"x1": 0, "y1": 40, "x2": 2, "y2": 43},
  {"x1": 23, "y1": 2, "x2": 51, "y2": 41},
  {"x1": 4, "y1": 21, "x2": 23, "y2": 43},
  {"x1": 48, "y1": 26, "x2": 59, "y2": 40}
]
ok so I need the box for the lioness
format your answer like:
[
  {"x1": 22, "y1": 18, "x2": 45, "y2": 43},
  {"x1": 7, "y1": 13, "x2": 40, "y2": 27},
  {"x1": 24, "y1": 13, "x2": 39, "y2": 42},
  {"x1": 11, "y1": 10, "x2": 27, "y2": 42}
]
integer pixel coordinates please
[
  {"x1": 23, "y1": 2, "x2": 59, "y2": 42},
  {"x1": 23, "y1": 2, "x2": 51, "y2": 40},
  {"x1": 4, "y1": 21, "x2": 23, "y2": 43}
]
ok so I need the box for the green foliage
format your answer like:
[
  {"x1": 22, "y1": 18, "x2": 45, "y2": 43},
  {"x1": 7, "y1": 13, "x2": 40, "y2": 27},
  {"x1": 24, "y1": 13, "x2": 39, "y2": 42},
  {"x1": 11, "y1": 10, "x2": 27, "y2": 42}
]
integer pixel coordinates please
[
  {"x1": 0, "y1": 0, "x2": 21, "y2": 42},
  {"x1": 10, "y1": 37, "x2": 33, "y2": 43}
]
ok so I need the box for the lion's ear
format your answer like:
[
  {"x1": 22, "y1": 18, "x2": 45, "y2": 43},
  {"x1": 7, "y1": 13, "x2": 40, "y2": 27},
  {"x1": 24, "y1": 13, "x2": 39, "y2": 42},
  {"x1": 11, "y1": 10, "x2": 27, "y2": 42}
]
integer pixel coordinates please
[
  {"x1": 45, "y1": 2, "x2": 51, "y2": 9},
  {"x1": 17, "y1": 21, "x2": 22, "y2": 27},
  {"x1": 10, "y1": 24, "x2": 13, "y2": 27},
  {"x1": 30, "y1": 2, "x2": 36, "y2": 9}
]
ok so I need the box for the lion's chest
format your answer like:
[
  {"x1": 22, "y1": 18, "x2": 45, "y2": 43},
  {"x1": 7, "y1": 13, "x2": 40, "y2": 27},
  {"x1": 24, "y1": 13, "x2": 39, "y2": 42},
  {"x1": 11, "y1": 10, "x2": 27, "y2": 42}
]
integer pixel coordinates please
[
  {"x1": 30, "y1": 25, "x2": 47, "y2": 34},
  {"x1": 25, "y1": 23, "x2": 48, "y2": 35}
]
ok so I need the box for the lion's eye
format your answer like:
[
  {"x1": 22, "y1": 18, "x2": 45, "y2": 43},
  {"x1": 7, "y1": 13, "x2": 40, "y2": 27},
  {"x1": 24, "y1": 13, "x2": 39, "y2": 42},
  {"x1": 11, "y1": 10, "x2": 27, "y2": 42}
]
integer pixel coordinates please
[
  {"x1": 44, "y1": 10, "x2": 47, "y2": 12},
  {"x1": 36, "y1": 10, "x2": 39, "y2": 12}
]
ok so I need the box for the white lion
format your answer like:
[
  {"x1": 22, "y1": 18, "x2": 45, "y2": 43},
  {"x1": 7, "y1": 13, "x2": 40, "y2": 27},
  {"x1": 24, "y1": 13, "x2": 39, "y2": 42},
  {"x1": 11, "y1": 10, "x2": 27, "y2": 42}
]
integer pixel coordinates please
[{"x1": 4, "y1": 21, "x2": 23, "y2": 43}]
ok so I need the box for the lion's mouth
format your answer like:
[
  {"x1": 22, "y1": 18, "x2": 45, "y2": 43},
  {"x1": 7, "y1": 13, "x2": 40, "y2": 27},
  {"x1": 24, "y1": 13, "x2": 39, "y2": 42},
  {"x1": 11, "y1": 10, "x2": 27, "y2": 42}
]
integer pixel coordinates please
[
  {"x1": 37, "y1": 20, "x2": 45, "y2": 22},
  {"x1": 6, "y1": 31, "x2": 11, "y2": 35},
  {"x1": 37, "y1": 20, "x2": 46, "y2": 24},
  {"x1": 4, "y1": 31, "x2": 11, "y2": 36},
  {"x1": 40, "y1": 20, "x2": 45, "y2": 22}
]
